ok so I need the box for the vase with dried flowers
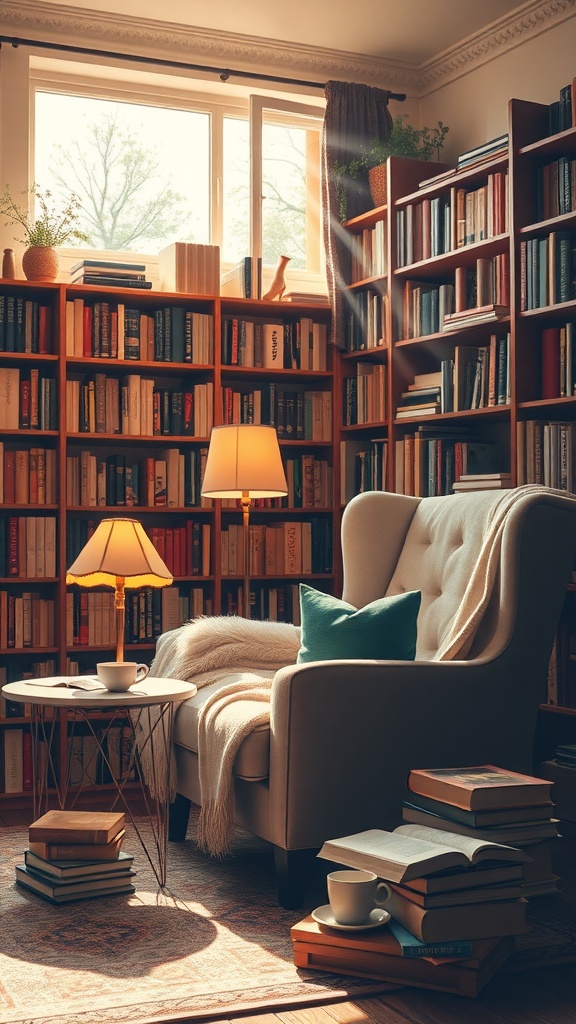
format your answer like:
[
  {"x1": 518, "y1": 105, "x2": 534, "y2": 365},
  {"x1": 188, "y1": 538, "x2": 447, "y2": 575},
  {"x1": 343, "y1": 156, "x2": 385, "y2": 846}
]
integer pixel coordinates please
[{"x1": 0, "y1": 183, "x2": 88, "y2": 281}]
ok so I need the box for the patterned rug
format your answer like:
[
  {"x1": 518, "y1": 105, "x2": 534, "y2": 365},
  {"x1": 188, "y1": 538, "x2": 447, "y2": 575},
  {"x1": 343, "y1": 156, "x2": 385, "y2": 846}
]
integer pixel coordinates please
[
  {"x1": 0, "y1": 810, "x2": 395, "y2": 1024},
  {"x1": 1, "y1": 813, "x2": 575, "y2": 1024}
]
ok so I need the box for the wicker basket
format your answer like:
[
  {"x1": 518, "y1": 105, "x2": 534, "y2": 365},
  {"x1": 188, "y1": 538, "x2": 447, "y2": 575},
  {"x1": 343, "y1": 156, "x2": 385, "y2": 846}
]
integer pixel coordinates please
[{"x1": 368, "y1": 163, "x2": 387, "y2": 208}]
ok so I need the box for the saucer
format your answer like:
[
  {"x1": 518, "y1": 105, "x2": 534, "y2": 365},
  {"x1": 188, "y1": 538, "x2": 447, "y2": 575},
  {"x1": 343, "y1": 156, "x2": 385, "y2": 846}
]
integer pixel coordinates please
[{"x1": 311, "y1": 905, "x2": 390, "y2": 931}]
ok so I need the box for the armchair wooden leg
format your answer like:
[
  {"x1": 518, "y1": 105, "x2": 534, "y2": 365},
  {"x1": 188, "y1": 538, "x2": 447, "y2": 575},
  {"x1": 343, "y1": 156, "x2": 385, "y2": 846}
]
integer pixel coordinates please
[
  {"x1": 273, "y1": 846, "x2": 311, "y2": 909},
  {"x1": 169, "y1": 793, "x2": 191, "y2": 841}
]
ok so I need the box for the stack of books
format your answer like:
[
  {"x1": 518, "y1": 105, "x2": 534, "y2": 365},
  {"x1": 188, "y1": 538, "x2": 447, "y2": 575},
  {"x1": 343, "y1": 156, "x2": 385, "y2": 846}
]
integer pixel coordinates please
[
  {"x1": 452, "y1": 472, "x2": 512, "y2": 492},
  {"x1": 317, "y1": 821, "x2": 531, "y2": 943},
  {"x1": 396, "y1": 372, "x2": 442, "y2": 420},
  {"x1": 70, "y1": 259, "x2": 152, "y2": 289},
  {"x1": 158, "y1": 242, "x2": 220, "y2": 295},
  {"x1": 442, "y1": 303, "x2": 509, "y2": 331},
  {"x1": 15, "y1": 809, "x2": 136, "y2": 904},
  {"x1": 403, "y1": 765, "x2": 560, "y2": 896}
]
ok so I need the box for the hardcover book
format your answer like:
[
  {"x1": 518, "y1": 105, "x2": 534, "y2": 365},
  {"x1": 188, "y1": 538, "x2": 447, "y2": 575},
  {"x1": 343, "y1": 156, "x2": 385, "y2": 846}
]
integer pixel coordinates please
[
  {"x1": 28, "y1": 810, "x2": 126, "y2": 845},
  {"x1": 407, "y1": 765, "x2": 554, "y2": 810}
]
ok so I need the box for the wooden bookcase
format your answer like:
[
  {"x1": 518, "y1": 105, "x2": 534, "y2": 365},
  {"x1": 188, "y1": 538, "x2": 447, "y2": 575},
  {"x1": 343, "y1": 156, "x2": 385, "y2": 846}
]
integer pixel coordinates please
[
  {"x1": 337, "y1": 102, "x2": 576, "y2": 763},
  {"x1": 0, "y1": 283, "x2": 333, "y2": 808}
]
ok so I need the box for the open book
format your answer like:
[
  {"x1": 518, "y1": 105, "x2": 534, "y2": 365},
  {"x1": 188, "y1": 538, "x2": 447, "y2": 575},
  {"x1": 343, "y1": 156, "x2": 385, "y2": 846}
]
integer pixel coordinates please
[
  {"x1": 24, "y1": 677, "x2": 105, "y2": 691},
  {"x1": 317, "y1": 824, "x2": 531, "y2": 884}
]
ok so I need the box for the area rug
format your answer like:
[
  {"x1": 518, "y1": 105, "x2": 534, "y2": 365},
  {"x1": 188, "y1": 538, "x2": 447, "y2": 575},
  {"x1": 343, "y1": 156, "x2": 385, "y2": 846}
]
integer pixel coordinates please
[
  {"x1": 0, "y1": 810, "x2": 396, "y2": 1024},
  {"x1": 1, "y1": 815, "x2": 575, "y2": 1024}
]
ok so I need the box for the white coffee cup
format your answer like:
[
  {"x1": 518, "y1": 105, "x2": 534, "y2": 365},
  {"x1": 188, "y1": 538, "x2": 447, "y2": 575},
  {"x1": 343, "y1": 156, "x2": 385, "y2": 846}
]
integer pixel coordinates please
[
  {"x1": 96, "y1": 662, "x2": 150, "y2": 692},
  {"x1": 327, "y1": 869, "x2": 391, "y2": 926}
]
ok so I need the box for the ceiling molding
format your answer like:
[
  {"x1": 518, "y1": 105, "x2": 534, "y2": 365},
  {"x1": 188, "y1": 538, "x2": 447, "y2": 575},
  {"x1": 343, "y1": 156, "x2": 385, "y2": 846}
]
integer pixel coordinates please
[
  {"x1": 417, "y1": 0, "x2": 576, "y2": 93},
  {"x1": 0, "y1": 0, "x2": 573, "y2": 97}
]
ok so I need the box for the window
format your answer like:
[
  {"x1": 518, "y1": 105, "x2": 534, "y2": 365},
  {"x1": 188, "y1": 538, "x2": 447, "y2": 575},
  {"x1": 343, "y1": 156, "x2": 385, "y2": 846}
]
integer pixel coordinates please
[{"x1": 30, "y1": 62, "x2": 326, "y2": 290}]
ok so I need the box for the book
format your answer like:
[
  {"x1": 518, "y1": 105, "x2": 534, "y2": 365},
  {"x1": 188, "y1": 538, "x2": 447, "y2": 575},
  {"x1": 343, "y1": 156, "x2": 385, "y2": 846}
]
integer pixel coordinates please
[
  {"x1": 15, "y1": 864, "x2": 136, "y2": 903},
  {"x1": 403, "y1": 789, "x2": 554, "y2": 826},
  {"x1": 24, "y1": 848, "x2": 134, "y2": 879},
  {"x1": 290, "y1": 916, "x2": 513, "y2": 997},
  {"x1": 70, "y1": 259, "x2": 146, "y2": 274},
  {"x1": 407, "y1": 765, "x2": 554, "y2": 810},
  {"x1": 387, "y1": 918, "x2": 475, "y2": 958},
  {"x1": 402, "y1": 807, "x2": 559, "y2": 845},
  {"x1": 398, "y1": 861, "x2": 524, "y2": 895},
  {"x1": 73, "y1": 275, "x2": 153, "y2": 289},
  {"x1": 28, "y1": 809, "x2": 126, "y2": 844},
  {"x1": 389, "y1": 878, "x2": 524, "y2": 908},
  {"x1": 317, "y1": 823, "x2": 529, "y2": 885},
  {"x1": 384, "y1": 886, "x2": 527, "y2": 942}
]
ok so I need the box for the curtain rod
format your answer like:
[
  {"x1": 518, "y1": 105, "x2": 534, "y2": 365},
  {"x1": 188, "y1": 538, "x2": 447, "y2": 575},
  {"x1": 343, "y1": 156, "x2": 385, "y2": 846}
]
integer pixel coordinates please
[{"x1": 0, "y1": 34, "x2": 406, "y2": 99}]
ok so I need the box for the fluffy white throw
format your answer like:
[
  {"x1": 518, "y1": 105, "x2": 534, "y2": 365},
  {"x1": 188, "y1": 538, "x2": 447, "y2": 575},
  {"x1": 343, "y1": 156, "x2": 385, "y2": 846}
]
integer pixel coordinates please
[{"x1": 146, "y1": 616, "x2": 301, "y2": 856}]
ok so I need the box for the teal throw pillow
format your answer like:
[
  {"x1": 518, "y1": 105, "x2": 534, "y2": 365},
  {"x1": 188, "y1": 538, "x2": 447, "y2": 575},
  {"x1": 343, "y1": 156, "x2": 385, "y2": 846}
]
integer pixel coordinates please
[{"x1": 296, "y1": 584, "x2": 421, "y2": 664}]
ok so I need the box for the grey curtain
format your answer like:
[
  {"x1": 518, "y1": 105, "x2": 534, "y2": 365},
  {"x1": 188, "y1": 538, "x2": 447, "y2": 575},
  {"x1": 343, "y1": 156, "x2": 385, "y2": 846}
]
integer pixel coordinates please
[{"x1": 322, "y1": 81, "x2": 392, "y2": 349}]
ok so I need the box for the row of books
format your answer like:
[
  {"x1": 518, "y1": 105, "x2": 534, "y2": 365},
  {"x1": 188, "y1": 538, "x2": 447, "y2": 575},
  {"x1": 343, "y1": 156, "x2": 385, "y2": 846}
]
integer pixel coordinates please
[
  {"x1": 66, "y1": 580, "x2": 209, "y2": 647},
  {"x1": 221, "y1": 518, "x2": 333, "y2": 577},
  {"x1": 519, "y1": 230, "x2": 576, "y2": 310},
  {"x1": 0, "y1": 662, "x2": 57, "y2": 715},
  {"x1": 0, "y1": 516, "x2": 57, "y2": 578},
  {"x1": 16, "y1": 810, "x2": 136, "y2": 904},
  {"x1": 221, "y1": 316, "x2": 328, "y2": 371},
  {"x1": 401, "y1": 259, "x2": 509, "y2": 341},
  {"x1": 343, "y1": 289, "x2": 388, "y2": 353},
  {"x1": 537, "y1": 156, "x2": 576, "y2": 221},
  {"x1": 222, "y1": 386, "x2": 332, "y2": 441},
  {"x1": 0, "y1": 294, "x2": 52, "y2": 353},
  {"x1": 547, "y1": 78, "x2": 576, "y2": 135},
  {"x1": 283, "y1": 455, "x2": 332, "y2": 508},
  {"x1": 70, "y1": 258, "x2": 152, "y2": 289},
  {"x1": 65, "y1": 449, "x2": 211, "y2": 510},
  {"x1": 1, "y1": 726, "x2": 32, "y2": 792},
  {"x1": 0, "y1": 367, "x2": 58, "y2": 431},
  {"x1": 342, "y1": 362, "x2": 386, "y2": 426},
  {"x1": 65, "y1": 298, "x2": 214, "y2": 364},
  {"x1": 68, "y1": 724, "x2": 137, "y2": 786},
  {"x1": 340, "y1": 439, "x2": 388, "y2": 503},
  {"x1": 350, "y1": 219, "x2": 387, "y2": 283},
  {"x1": 516, "y1": 418, "x2": 575, "y2": 492},
  {"x1": 394, "y1": 431, "x2": 498, "y2": 498},
  {"x1": 541, "y1": 322, "x2": 576, "y2": 399},
  {"x1": 66, "y1": 376, "x2": 214, "y2": 438},
  {"x1": 0, "y1": 446, "x2": 57, "y2": 506},
  {"x1": 223, "y1": 582, "x2": 301, "y2": 622},
  {"x1": 158, "y1": 241, "x2": 221, "y2": 296},
  {"x1": 219, "y1": 255, "x2": 261, "y2": 299},
  {"x1": 396, "y1": 171, "x2": 508, "y2": 267},
  {"x1": 0, "y1": 591, "x2": 55, "y2": 649},
  {"x1": 396, "y1": 337, "x2": 510, "y2": 418}
]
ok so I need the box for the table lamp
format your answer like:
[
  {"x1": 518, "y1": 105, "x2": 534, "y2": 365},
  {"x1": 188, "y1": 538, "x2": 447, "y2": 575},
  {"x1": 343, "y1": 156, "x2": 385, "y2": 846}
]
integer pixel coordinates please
[
  {"x1": 201, "y1": 424, "x2": 288, "y2": 617},
  {"x1": 66, "y1": 517, "x2": 173, "y2": 662}
]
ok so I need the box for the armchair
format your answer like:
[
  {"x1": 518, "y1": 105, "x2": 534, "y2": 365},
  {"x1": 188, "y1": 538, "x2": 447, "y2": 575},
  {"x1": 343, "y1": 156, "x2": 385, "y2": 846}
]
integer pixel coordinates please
[{"x1": 165, "y1": 487, "x2": 576, "y2": 908}]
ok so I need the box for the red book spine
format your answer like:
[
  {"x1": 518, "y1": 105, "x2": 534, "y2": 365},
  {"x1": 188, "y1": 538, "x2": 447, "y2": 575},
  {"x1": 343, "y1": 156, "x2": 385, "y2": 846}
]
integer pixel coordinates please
[
  {"x1": 79, "y1": 592, "x2": 89, "y2": 645},
  {"x1": 541, "y1": 327, "x2": 561, "y2": 399},
  {"x1": 4, "y1": 450, "x2": 15, "y2": 504},
  {"x1": 38, "y1": 306, "x2": 51, "y2": 354},
  {"x1": 173, "y1": 527, "x2": 181, "y2": 578},
  {"x1": 185, "y1": 519, "x2": 193, "y2": 575},
  {"x1": 165, "y1": 529, "x2": 174, "y2": 575},
  {"x1": 8, "y1": 516, "x2": 19, "y2": 575}
]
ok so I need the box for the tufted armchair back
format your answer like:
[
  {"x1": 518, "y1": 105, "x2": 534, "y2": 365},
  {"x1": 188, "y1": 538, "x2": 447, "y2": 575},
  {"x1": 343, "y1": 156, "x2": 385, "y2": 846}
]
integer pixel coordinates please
[{"x1": 341, "y1": 487, "x2": 573, "y2": 662}]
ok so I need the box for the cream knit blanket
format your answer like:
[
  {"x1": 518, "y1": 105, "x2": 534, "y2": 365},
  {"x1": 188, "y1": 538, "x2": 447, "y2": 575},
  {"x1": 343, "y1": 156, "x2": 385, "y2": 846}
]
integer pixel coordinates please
[{"x1": 141, "y1": 485, "x2": 564, "y2": 856}]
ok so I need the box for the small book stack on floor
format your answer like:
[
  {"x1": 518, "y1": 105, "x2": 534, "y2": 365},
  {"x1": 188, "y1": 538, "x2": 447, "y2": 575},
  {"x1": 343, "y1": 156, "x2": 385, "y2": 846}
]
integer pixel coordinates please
[
  {"x1": 403, "y1": 764, "x2": 560, "y2": 896},
  {"x1": 15, "y1": 810, "x2": 136, "y2": 904}
]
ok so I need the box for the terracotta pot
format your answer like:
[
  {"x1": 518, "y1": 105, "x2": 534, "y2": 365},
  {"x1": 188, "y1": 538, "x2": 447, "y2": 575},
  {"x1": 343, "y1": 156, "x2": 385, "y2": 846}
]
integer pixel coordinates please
[
  {"x1": 22, "y1": 245, "x2": 60, "y2": 282},
  {"x1": 368, "y1": 164, "x2": 388, "y2": 208}
]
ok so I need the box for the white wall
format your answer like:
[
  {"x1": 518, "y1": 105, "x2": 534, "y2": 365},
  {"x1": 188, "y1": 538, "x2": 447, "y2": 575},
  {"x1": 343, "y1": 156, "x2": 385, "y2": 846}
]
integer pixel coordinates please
[{"x1": 419, "y1": 16, "x2": 576, "y2": 163}]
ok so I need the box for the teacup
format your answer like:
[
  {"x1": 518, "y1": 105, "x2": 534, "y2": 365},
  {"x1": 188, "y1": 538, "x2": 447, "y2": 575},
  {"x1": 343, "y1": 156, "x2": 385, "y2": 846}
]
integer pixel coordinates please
[
  {"x1": 96, "y1": 662, "x2": 150, "y2": 692},
  {"x1": 327, "y1": 869, "x2": 391, "y2": 926}
]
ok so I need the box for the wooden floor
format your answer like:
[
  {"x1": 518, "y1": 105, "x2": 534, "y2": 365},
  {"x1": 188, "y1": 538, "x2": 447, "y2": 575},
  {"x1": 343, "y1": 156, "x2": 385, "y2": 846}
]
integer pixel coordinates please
[{"x1": 3, "y1": 807, "x2": 575, "y2": 1024}]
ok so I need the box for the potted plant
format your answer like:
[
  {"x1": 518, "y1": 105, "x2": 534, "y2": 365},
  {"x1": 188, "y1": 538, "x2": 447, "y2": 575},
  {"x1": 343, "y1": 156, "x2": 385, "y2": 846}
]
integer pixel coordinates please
[
  {"x1": 364, "y1": 115, "x2": 449, "y2": 207},
  {"x1": 0, "y1": 183, "x2": 88, "y2": 280},
  {"x1": 332, "y1": 116, "x2": 449, "y2": 220}
]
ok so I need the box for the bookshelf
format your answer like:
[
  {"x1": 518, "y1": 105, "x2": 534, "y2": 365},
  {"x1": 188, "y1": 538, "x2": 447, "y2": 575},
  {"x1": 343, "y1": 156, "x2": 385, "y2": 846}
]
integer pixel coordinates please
[
  {"x1": 337, "y1": 101, "x2": 576, "y2": 752},
  {"x1": 0, "y1": 282, "x2": 333, "y2": 808}
]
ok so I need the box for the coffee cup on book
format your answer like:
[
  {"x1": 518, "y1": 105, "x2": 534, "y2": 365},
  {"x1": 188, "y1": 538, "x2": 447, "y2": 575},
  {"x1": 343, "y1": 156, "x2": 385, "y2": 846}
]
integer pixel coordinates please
[
  {"x1": 96, "y1": 662, "x2": 150, "y2": 692},
  {"x1": 327, "y1": 869, "x2": 391, "y2": 925}
]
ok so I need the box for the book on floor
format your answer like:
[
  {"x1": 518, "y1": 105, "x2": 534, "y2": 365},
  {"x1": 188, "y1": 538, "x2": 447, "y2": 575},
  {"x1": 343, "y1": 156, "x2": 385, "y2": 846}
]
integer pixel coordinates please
[
  {"x1": 317, "y1": 823, "x2": 530, "y2": 884},
  {"x1": 28, "y1": 828, "x2": 126, "y2": 861},
  {"x1": 24, "y1": 848, "x2": 134, "y2": 879},
  {"x1": 401, "y1": 803, "x2": 559, "y2": 843},
  {"x1": 407, "y1": 765, "x2": 553, "y2": 810},
  {"x1": 404, "y1": 790, "x2": 555, "y2": 826},
  {"x1": 384, "y1": 886, "x2": 528, "y2": 942},
  {"x1": 15, "y1": 863, "x2": 136, "y2": 902},
  {"x1": 28, "y1": 809, "x2": 126, "y2": 845},
  {"x1": 290, "y1": 915, "x2": 514, "y2": 998}
]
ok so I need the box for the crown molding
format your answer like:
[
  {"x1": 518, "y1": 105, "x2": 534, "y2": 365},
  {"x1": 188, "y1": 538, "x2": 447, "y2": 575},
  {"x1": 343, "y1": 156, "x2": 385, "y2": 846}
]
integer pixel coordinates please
[
  {"x1": 418, "y1": 0, "x2": 576, "y2": 93},
  {"x1": 0, "y1": 0, "x2": 573, "y2": 97}
]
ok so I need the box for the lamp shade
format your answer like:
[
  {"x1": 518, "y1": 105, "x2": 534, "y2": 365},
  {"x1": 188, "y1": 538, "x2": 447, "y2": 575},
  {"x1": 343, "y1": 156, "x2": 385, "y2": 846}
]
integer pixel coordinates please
[
  {"x1": 66, "y1": 518, "x2": 173, "y2": 589},
  {"x1": 201, "y1": 424, "x2": 288, "y2": 499}
]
